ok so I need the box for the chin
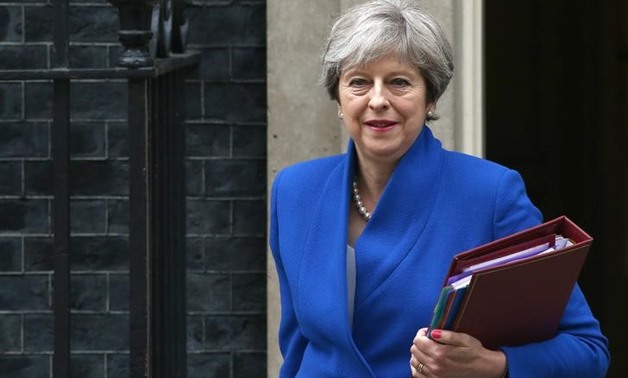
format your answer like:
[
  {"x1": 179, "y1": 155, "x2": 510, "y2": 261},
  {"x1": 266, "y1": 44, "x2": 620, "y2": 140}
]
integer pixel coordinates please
[{"x1": 365, "y1": 147, "x2": 407, "y2": 161}]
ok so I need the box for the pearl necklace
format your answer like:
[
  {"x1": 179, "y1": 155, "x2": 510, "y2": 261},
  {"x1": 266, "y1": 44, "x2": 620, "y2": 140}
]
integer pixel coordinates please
[{"x1": 352, "y1": 177, "x2": 372, "y2": 221}]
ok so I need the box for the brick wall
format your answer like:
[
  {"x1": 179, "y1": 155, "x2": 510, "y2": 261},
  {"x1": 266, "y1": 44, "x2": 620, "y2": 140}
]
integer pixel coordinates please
[{"x1": 0, "y1": 0, "x2": 267, "y2": 377}]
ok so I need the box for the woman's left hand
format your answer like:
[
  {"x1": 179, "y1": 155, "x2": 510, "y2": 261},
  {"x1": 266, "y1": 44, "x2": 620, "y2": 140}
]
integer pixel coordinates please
[{"x1": 409, "y1": 327, "x2": 507, "y2": 378}]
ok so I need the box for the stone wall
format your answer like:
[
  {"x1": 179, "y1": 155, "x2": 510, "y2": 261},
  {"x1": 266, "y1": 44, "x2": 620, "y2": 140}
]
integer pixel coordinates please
[{"x1": 0, "y1": 0, "x2": 267, "y2": 377}]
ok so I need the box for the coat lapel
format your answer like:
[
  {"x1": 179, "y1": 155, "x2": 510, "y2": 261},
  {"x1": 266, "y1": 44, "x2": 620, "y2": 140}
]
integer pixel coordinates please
[
  {"x1": 296, "y1": 153, "x2": 356, "y2": 343},
  {"x1": 353, "y1": 127, "x2": 444, "y2": 310}
]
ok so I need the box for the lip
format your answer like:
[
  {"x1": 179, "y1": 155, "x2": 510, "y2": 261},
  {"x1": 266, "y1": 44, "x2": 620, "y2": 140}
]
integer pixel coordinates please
[{"x1": 364, "y1": 119, "x2": 398, "y2": 131}]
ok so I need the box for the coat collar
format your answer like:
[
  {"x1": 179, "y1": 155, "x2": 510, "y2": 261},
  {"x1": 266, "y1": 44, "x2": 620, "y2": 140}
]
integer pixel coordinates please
[
  {"x1": 296, "y1": 126, "x2": 444, "y2": 355},
  {"x1": 353, "y1": 126, "x2": 444, "y2": 307}
]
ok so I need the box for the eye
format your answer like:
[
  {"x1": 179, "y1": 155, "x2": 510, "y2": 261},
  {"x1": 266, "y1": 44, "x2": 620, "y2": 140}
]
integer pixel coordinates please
[
  {"x1": 349, "y1": 78, "x2": 368, "y2": 87},
  {"x1": 390, "y1": 78, "x2": 411, "y2": 87}
]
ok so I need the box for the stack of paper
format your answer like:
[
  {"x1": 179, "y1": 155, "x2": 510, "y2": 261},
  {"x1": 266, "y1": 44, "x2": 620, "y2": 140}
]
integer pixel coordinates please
[{"x1": 427, "y1": 216, "x2": 592, "y2": 350}]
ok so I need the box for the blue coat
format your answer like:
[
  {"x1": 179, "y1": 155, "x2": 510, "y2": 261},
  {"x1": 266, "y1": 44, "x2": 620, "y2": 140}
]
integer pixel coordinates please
[{"x1": 269, "y1": 127, "x2": 609, "y2": 377}]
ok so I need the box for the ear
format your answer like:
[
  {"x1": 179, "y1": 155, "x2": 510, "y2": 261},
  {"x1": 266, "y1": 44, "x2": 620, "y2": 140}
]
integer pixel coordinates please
[{"x1": 337, "y1": 102, "x2": 343, "y2": 118}]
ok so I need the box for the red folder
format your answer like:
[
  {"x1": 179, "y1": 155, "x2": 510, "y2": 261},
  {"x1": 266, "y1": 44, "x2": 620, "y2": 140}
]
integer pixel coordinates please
[{"x1": 433, "y1": 216, "x2": 592, "y2": 350}]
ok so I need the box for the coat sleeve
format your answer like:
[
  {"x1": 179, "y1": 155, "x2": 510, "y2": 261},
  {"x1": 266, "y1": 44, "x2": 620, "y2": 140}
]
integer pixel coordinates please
[
  {"x1": 492, "y1": 169, "x2": 543, "y2": 239},
  {"x1": 493, "y1": 170, "x2": 610, "y2": 378},
  {"x1": 269, "y1": 170, "x2": 308, "y2": 377}
]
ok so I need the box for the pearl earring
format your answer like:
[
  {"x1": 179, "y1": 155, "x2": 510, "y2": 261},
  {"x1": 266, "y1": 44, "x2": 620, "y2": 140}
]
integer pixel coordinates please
[
  {"x1": 338, "y1": 111, "x2": 343, "y2": 119},
  {"x1": 427, "y1": 110, "x2": 434, "y2": 119}
]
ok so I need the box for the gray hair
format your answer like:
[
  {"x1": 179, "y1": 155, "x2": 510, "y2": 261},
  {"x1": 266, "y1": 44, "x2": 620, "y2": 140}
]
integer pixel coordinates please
[{"x1": 321, "y1": 0, "x2": 454, "y2": 107}]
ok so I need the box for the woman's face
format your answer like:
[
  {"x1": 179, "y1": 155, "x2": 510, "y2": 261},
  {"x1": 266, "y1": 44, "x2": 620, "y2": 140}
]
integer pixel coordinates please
[{"x1": 338, "y1": 54, "x2": 432, "y2": 165}]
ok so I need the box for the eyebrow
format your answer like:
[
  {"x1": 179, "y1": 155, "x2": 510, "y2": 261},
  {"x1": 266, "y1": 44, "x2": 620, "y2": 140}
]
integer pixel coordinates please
[{"x1": 342, "y1": 68, "x2": 419, "y2": 78}]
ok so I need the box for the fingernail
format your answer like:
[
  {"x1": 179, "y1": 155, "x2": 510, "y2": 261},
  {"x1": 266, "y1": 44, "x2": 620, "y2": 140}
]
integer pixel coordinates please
[{"x1": 430, "y1": 330, "x2": 441, "y2": 339}]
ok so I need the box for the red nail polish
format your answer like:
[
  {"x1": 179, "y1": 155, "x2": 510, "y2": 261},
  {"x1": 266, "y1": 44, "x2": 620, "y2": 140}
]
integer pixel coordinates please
[{"x1": 431, "y1": 330, "x2": 441, "y2": 339}]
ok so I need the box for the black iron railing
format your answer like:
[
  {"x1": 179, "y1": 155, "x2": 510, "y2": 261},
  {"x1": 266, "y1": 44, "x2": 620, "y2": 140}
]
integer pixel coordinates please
[{"x1": 0, "y1": 0, "x2": 198, "y2": 376}]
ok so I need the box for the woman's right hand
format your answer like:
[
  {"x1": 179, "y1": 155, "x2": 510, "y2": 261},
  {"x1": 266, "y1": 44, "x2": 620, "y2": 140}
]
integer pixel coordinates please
[{"x1": 409, "y1": 328, "x2": 507, "y2": 378}]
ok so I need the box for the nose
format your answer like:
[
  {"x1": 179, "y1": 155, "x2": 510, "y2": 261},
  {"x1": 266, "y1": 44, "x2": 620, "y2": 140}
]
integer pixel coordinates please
[{"x1": 368, "y1": 81, "x2": 390, "y2": 111}]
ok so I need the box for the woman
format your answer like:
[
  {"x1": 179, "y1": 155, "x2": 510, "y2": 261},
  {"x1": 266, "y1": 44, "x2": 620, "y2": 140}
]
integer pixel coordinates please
[{"x1": 269, "y1": 0, "x2": 610, "y2": 376}]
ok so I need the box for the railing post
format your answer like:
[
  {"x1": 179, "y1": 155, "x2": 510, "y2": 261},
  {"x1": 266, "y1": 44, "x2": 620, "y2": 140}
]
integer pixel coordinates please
[
  {"x1": 108, "y1": 1, "x2": 190, "y2": 376},
  {"x1": 51, "y1": 0, "x2": 71, "y2": 375},
  {"x1": 106, "y1": 1, "x2": 157, "y2": 374},
  {"x1": 127, "y1": 77, "x2": 152, "y2": 377},
  {"x1": 126, "y1": 73, "x2": 188, "y2": 378}
]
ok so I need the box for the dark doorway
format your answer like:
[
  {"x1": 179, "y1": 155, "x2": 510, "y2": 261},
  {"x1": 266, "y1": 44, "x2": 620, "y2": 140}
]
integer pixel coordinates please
[{"x1": 484, "y1": 1, "x2": 628, "y2": 376}]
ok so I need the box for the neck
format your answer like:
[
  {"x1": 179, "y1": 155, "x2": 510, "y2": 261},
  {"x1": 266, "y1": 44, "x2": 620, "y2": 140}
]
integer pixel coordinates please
[{"x1": 356, "y1": 155, "x2": 396, "y2": 199}]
